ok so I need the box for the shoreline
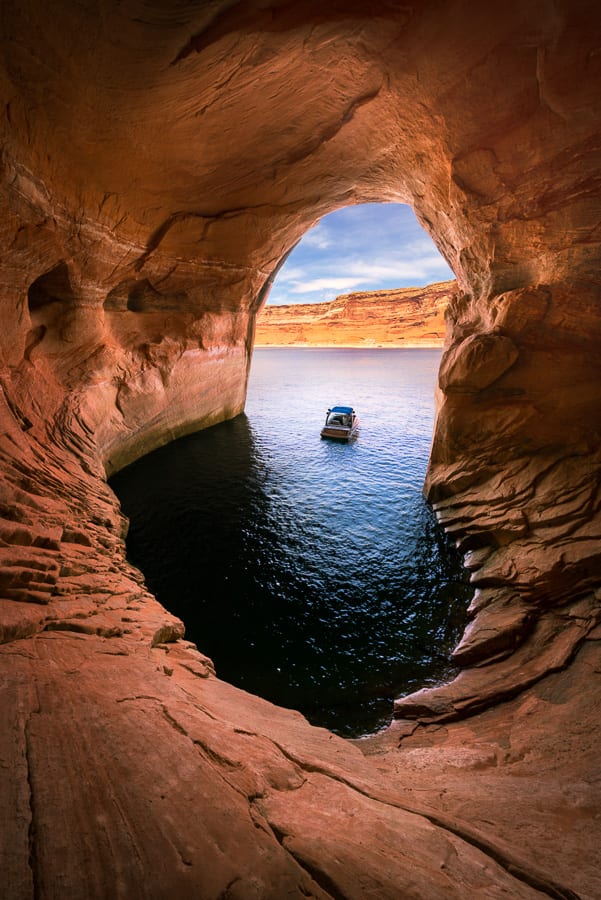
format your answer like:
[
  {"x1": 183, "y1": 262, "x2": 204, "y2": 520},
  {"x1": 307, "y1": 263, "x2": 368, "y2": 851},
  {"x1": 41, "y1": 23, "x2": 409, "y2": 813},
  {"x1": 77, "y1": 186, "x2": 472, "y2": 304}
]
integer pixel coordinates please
[
  {"x1": 255, "y1": 281, "x2": 452, "y2": 351},
  {"x1": 254, "y1": 342, "x2": 444, "y2": 349}
]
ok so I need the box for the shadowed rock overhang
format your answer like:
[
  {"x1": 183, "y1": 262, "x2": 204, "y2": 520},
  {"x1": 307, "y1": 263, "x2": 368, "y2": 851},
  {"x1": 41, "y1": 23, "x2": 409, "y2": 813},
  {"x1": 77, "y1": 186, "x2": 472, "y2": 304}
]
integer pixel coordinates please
[{"x1": 0, "y1": 1, "x2": 600, "y2": 898}]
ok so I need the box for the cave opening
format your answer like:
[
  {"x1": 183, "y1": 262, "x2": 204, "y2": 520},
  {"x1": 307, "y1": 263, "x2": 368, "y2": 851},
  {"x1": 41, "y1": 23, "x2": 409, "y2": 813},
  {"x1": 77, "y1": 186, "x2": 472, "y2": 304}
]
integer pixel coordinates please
[
  {"x1": 104, "y1": 277, "x2": 188, "y2": 312},
  {"x1": 27, "y1": 261, "x2": 74, "y2": 314},
  {"x1": 110, "y1": 203, "x2": 472, "y2": 738},
  {"x1": 262, "y1": 202, "x2": 455, "y2": 310},
  {"x1": 0, "y1": 0, "x2": 599, "y2": 892}
]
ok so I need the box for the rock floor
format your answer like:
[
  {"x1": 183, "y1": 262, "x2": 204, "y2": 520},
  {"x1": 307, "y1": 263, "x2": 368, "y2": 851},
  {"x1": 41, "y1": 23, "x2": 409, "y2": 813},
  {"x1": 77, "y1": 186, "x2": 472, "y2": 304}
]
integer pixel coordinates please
[{"x1": 2, "y1": 618, "x2": 599, "y2": 899}]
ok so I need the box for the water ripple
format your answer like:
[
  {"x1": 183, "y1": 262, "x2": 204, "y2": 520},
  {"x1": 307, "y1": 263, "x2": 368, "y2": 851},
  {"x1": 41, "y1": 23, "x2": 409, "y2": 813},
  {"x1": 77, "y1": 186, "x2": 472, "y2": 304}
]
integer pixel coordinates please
[{"x1": 111, "y1": 349, "x2": 471, "y2": 737}]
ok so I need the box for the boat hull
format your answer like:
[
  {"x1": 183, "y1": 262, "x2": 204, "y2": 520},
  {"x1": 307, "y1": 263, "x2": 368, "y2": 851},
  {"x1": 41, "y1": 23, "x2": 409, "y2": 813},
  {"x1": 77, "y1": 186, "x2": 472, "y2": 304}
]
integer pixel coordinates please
[{"x1": 320, "y1": 425, "x2": 358, "y2": 441}]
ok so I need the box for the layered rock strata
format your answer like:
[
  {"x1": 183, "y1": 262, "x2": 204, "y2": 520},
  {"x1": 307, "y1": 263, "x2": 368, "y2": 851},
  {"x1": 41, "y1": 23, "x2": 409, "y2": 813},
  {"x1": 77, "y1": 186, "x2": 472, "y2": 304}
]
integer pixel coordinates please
[
  {"x1": 1, "y1": 1, "x2": 600, "y2": 898},
  {"x1": 396, "y1": 282, "x2": 601, "y2": 723},
  {"x1": 255, "y1": 281, "x2": 452, "y2": 347}
]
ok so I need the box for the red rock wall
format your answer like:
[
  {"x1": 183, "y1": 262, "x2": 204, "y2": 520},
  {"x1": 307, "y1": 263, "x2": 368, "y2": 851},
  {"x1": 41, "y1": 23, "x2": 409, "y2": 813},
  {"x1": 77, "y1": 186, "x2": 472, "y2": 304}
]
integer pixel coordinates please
[
  {"x1": 255, "y1": 281, "x2": 453, "y2": 347},
  {"x1": 1, "y1": 2, "x2": 600, "y2": 897}
]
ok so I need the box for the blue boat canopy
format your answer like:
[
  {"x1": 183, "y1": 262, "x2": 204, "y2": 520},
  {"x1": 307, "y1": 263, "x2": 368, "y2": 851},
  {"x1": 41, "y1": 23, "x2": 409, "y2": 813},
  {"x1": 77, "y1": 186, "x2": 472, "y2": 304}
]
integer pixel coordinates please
[{"x1": 330, "y1": 405, "x2": 353, "y2": 413}]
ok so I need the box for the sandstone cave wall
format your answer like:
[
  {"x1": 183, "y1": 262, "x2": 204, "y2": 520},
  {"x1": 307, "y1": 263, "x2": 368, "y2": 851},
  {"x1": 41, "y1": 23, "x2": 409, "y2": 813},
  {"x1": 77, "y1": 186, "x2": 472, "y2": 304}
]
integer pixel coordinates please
[
  {"x1": 0, "y1": 0, "x2": 598, "y2": 696},
  {"x1": 0, "y1": 4, "x2": 600, "y2": 896},
  {"x1": 0, "y1": 0, "x2": 598, "y2": 466}
]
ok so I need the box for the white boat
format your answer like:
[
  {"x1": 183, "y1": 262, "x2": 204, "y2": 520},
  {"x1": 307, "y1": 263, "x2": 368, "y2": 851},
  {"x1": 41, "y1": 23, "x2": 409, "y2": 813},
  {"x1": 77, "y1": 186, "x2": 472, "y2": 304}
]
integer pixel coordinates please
[{"x1": 320, "y1": 406, "x2": 359, "y2": 441}]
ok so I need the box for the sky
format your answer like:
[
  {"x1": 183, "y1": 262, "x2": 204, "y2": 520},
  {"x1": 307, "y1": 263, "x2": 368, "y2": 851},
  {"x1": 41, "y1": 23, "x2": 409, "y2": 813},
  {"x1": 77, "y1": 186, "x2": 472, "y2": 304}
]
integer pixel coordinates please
[{"x1": 266, "y1": 202, "x2": 455, "y2": 306}]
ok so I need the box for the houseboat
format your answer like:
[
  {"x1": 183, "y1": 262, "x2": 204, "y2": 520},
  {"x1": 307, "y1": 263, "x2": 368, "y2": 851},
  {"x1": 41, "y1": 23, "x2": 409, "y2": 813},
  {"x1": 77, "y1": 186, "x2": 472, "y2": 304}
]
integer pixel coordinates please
[{"x1": 320, "y1": 406, "x2": 359, "y2": 441}]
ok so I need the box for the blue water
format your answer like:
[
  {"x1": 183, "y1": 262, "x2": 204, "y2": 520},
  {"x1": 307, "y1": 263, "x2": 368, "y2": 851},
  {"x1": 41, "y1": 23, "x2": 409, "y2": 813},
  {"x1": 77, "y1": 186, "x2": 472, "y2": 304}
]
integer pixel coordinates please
[{"x1": 110, "y1": 348, "x2": 471, "y2": 737}]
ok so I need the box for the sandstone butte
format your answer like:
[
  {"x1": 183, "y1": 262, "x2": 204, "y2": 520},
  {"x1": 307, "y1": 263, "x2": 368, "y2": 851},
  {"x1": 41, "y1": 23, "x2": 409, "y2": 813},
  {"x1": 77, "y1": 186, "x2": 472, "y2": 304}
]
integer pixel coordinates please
[
  {"x1": 0, "y1": 3, "x2": 600, "y2": 899},
  {"x1": 255, "y1": 281, "x2": 453, "y2": 347}
]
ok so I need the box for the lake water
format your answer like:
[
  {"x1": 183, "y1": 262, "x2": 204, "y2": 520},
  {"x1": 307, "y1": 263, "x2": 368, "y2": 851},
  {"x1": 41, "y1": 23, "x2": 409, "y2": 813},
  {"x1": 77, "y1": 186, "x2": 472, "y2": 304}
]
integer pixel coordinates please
[{"x1": 110, "y1": 348, "x2": 471, "y2": 737}]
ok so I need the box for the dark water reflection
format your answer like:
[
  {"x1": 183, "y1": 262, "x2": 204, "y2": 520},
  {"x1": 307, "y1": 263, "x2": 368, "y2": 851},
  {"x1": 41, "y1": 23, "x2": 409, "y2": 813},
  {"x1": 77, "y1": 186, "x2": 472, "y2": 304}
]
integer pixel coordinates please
[{"x1": 111, "y1": 349, "x2": 471, "y2": 737}]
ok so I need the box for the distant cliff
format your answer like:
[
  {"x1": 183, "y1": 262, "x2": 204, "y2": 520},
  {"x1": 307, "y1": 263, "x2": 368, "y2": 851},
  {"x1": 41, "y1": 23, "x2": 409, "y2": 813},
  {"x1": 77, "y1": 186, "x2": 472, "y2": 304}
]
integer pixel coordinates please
[{"x1": 255, "y1": 280, "x2": 456, "y2": 347}]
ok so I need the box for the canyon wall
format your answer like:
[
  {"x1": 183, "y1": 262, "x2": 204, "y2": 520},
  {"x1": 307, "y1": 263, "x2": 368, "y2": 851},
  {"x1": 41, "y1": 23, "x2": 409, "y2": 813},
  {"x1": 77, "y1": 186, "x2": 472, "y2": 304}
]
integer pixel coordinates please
[
  {"x1": 255, "y1": 280, "x2": 452, "y2": 347},
  {"x1": 1, "y1": 1, "x2": 600, "y2": 898}
]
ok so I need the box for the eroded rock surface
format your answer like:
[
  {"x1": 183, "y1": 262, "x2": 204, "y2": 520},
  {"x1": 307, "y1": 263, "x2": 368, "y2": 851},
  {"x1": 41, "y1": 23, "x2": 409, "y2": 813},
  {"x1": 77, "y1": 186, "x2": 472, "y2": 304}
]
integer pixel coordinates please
[
  {"x1": 255, "y1": 281, "x2": 452, "y2": 347},
  {"x1": 0, "y1": 1, "x2": 600, "y2": 898}
]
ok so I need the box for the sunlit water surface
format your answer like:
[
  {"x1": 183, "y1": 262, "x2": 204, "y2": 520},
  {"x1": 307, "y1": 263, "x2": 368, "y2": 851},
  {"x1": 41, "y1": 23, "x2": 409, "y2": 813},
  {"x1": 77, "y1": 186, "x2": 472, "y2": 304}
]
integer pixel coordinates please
[{"x1": 110, "y1": 348, "x2": 471, "y2": 737}]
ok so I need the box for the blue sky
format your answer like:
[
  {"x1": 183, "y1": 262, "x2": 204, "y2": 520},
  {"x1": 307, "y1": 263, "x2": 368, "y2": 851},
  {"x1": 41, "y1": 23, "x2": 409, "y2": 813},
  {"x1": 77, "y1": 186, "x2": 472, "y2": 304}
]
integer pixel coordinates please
[{"x1": 266, "y1": 203, "x2": 455, "y2": 305}]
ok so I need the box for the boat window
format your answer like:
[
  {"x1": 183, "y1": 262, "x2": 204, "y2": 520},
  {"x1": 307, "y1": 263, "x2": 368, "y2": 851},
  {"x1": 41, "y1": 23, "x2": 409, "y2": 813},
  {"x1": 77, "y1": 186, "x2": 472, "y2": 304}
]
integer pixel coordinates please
[{"x1": 327, "y1": 412, "x2": 350, "y2": 426}]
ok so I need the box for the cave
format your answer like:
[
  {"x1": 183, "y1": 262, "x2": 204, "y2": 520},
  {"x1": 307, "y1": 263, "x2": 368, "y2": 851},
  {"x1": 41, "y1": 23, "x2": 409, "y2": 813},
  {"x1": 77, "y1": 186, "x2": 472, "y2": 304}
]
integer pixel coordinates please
[
  {"x1": 1, "y1": 2, "x2": 600, "y2": 898},
  {"x1": 27, "y1": 262, "x2": 74, "y2": 314}
]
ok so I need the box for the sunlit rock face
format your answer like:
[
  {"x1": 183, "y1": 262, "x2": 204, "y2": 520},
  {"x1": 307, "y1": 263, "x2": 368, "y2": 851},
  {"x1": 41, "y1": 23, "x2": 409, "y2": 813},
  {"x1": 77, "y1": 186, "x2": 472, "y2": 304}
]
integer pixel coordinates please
[
  {"x1": 1, "y1": 1, "x2": 600, "y2": 897},
  {"x1": 255, "y1": 280, "x2": 452, "y2": 346}
]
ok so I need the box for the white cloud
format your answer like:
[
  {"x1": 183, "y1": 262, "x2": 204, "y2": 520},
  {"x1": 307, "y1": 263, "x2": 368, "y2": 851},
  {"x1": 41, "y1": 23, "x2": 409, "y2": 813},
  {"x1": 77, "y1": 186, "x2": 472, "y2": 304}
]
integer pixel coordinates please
[
  {"x1": 344, "y1": 253, "x2": 450, "y2": 282},
  {"x1": 289, "y1": 276, "x2": 368, "y2": 293},
  {"x1": 267, "y1": 250, "x2": 452, "y2": 304},
  {"x1": 301, "y1": 224, "x2": 332, "y2": 250},
  {"x1": 265, "y1": 203, "x2": 455, "y2": 305},
  {"x1": 275, "y1": 266, "x2": 307, "y2": 283}
]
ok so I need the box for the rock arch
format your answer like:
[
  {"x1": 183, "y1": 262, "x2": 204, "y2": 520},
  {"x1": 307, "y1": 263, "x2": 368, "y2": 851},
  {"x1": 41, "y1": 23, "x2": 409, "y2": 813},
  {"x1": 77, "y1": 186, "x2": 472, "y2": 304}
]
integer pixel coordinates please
[{"x1": 0, "y1": 2, "x2": 600, "y2": 897}]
